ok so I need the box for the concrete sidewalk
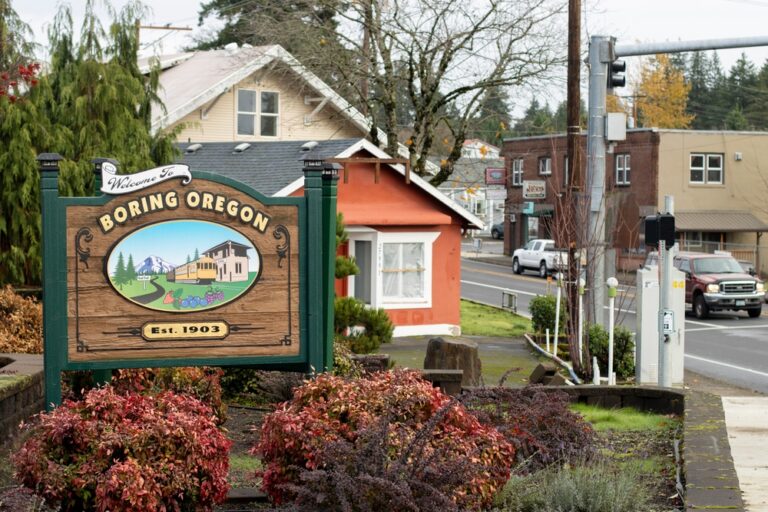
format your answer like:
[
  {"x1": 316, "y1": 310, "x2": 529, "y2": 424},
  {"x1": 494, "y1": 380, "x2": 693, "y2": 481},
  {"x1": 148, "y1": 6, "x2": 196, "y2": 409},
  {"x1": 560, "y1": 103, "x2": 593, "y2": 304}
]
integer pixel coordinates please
[{"x1": 722, "y1": 397, "x2": 768, "y2": 511}]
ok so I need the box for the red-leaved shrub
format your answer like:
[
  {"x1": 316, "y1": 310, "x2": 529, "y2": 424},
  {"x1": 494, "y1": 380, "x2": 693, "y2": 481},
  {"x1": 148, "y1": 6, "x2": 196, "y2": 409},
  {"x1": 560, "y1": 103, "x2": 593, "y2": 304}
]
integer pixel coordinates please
[
  {"x1": 255, "y1": 369, "x2": 513, "y2": 510},
  {"x1": 13, "y1": 386, "x2": 231, "y2": 512},
  {"x1": 464, "y1": 386, "x2": 597, "y2": 474},
  {"x1": 111, "y1": 366, "x2": 227, "y2": 423}
]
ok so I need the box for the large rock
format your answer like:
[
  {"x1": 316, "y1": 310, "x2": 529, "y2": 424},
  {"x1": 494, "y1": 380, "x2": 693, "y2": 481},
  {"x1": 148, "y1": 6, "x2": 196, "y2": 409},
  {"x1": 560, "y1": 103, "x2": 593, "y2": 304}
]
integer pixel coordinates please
[{"x1": 423, "y1": 337, "x2": 481, "y2": 387}]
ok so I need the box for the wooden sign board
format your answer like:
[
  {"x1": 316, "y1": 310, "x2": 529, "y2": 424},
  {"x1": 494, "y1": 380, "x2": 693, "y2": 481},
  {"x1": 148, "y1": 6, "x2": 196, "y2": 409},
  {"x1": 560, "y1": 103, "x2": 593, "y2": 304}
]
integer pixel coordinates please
[
  {"x1": 67, "y1": 178, "x2": 300, "y2": 362},
  {"x1": 39, "y1": 156, "x2": 337, "y2": 407}
]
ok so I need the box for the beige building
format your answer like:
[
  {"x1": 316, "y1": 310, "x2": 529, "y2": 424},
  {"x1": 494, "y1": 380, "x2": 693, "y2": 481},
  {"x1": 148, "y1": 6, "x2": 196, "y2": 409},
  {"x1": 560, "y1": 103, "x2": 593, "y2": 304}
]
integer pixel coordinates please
[{"x1": 204, "y1": 240, "x2": 251, "y2": 283}]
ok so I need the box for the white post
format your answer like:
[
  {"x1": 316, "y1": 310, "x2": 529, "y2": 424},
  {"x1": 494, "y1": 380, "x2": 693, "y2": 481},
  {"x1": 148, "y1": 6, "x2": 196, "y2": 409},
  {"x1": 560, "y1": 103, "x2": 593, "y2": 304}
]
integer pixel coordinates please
[
  {"x1": 554, "y1": 273, "x2": 563, "y2": 357},
  {"x1": 546, "y1": 328, "x2": 551, "y2": 353},
  {"x1": 578, "y1": 277, "x2": 586, "y2": 367},
  {"x1": 607, "y1": 277, "x2": 618, "y2": 385},
  {"x1": 593, "y1": 356, "x2": 600, "y2": 385}
]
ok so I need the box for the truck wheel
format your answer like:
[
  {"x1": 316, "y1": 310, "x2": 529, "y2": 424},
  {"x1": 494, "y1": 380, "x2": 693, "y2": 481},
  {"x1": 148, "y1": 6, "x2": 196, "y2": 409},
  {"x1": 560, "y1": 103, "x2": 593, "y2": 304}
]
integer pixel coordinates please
[
  {"x1": 538, "y1": 261, "x2": 548, "y2": 279},
  {"x1": 693, "y1": 295, "x2": 709, "y2": 319},
  {"x1": 512, "y1": 258, "x2": 522, "y2": 274},
  {"x1": 748, "y1": 307, "x2": 762, "y2": 318}
]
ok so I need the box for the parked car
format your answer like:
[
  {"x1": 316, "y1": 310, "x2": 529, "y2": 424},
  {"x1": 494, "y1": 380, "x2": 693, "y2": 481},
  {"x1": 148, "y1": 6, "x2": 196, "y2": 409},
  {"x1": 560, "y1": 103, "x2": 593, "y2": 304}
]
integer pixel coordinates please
[
  {"x1": 511, "y1": 239, "x2": 568, "y2": 278},
  {"x1": 491, "y1": 222, "x2": 504, "y2": 239},
  {"x1": 672, "y1": 252, "x2": 764, "y2": 319}
]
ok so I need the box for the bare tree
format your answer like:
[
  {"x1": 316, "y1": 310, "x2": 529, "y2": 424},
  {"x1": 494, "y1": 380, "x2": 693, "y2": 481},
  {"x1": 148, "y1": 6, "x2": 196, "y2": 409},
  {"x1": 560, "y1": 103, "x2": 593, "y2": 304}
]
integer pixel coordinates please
[{"x1": 205, "y1": 0, "x2": 567, "y2": 184}]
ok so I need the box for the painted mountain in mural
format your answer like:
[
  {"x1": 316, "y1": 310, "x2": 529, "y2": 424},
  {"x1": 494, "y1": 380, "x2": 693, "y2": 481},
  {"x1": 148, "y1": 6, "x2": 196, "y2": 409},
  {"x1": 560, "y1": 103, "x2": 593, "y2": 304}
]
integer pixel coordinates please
[{"x1": 134, "y1": 255, "x2": 176, "y2": 275}]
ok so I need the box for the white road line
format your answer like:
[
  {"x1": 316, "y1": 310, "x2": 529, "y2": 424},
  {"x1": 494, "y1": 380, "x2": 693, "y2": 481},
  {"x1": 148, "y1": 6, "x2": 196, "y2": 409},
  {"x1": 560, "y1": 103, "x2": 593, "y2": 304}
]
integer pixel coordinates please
[
  {"x1": 685, "y1": 353, "x2": 768, "y2": 379},
  {"x1": 460, "y1": 280, "x2": 538, "y2": 297},
  {"x1": 687, "y1": 324, "x2": 768, "y2": 333},
  {"x1": 684, "y1": 319, "x2": 722, "y2": 328}
]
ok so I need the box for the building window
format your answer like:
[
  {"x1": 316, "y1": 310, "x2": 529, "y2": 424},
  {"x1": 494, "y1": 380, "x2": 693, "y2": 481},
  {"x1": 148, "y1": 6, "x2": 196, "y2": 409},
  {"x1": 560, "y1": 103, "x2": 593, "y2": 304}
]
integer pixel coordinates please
[
  {"x1": 615, "y1": 154, "x2": 630, "y2": 185},
  {"x1": 237, "y1": 89, "x2": 279, "y2": 137},
  {"x1": 690, "y1": 153, "x2": 723, "y2": 184},
  {"x1": 511, "y1": 158, "x2": 523, "y2": 186},
  {"x1": 260, "y1": 91, "x2": 278, "y2": 136},
  {"x1": 686, "y1": 231, "x2": 702, "y2": 248},
  {"x1": 538, "y1": 156, "x2": 551, "y2": 176},
  {"x1": 382, "y1": 243, "x2": 425, "y2": 300},
  {"x1": 237, "y1": 89, "x2": 256, "y2": 136}
]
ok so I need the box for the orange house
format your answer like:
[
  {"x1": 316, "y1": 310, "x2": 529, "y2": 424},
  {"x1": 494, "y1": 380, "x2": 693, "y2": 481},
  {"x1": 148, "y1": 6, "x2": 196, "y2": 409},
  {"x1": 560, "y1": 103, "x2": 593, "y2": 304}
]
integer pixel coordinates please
[{"x1": 178, "y1": 139, "x2": 483, "y2": 336}]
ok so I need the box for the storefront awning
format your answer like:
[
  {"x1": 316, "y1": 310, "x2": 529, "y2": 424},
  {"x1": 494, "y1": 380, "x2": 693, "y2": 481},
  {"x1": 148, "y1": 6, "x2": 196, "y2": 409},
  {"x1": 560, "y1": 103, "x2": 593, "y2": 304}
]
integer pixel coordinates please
[{"x1": 674, "y1": 211, "x2": 768, "y2": 232}]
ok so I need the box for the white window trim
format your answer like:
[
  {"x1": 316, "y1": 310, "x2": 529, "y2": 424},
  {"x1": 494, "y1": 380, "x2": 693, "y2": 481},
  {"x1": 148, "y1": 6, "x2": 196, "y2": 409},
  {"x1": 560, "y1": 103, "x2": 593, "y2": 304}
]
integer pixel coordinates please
[
  {"x1": 234, "y1": 88, "x2": 280, "y2": 139},
  {"x1": 615, "y1": 154, "x2": 630, "y2": 185},
  {"x1": 236, "y1": 88, "x2": 257, "y2": 137},
  {"x1": 538, "y1": 156, "x2": 552, "y2": 176},
  {"x1": 511, "y1": 158, "x2": 523, "y2": 186},
  {"x1": 690, "y1": 153, "x2": 723, "y2": 185},
  {"x1": 259, "y1": 90, "x2": 279, "y2": 138},
  {"x1": 347, "y1": 229, "x2": 440, "y2": 310}
]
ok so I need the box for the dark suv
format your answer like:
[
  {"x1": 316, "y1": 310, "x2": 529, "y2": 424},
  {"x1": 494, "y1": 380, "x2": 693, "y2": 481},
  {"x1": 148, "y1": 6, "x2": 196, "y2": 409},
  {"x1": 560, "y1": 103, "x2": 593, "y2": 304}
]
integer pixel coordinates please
[{"x1": 672, "y1": 252, "x2": 764, "y2": 319}]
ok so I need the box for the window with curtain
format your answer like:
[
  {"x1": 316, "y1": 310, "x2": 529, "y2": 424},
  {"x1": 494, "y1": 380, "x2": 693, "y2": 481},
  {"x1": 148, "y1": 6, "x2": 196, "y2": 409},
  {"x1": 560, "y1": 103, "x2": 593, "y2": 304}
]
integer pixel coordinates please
[
  {"x1": 260, "y1": 91, "x2": 278, "y2": 136},
  {"x1": 237, "y1": 89, "x2": 257, "y2": 135},
  {"x1": 382, "y1": 242, "x2": 425, "y2": 299}
]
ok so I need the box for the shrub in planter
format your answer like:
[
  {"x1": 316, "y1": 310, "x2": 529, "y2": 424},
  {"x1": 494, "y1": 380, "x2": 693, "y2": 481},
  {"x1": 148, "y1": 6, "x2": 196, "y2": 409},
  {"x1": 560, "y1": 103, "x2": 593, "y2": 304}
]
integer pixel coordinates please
[
  {"x1": 0, "y1": 285, "x2": 42, "y2": 354},
  {"x1": 255, "y1": 369, "x2": 514, "y2": 510},
  {"x1": 13, "y1": 387, "x2": 231, "y2": 512},
  {"x1": 588, "y1": 323, "x2": 636, "y2": 380},
  {"x1": 464, "y1": 386, "x2": 596, "y2": 474},
  {"x1": 529, "y1": 294, "x2": 567, "y2": 336},
  {"x1": 334, "y1": 296, "x2": 394, "y2": 354},
  {"x1": 111, "y1": 366, "x2": 226, "y2": 423}
]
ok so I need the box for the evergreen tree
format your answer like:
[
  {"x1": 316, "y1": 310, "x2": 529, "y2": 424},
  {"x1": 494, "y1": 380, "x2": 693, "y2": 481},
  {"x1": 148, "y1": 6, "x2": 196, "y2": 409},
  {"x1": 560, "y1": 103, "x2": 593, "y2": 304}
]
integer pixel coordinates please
[
  {"x1": 724, "y1": 105, "x2": 749, "y2": 130},
  {"x1": 511, "y1": 99, "x2": 555, "y2": 137},
  {"x1": 728, "y1": 53, "x2": 758, "y2": 128},
  {"x1": 467, "y1": 86, "x2": 513, "y2": 146},
  {"x1": 187, "y1": 254, "x2": 191, "y2": 264},
  {"x1": 126, "y1": 254, "x2": 137, "y2": 283},
  {"x1": 194, "y1": 248, "x2": 200, "y2": 260},
  {"x1": 752, "y1": 60, "x2": 768, "y2": 130},
  {"x1": 113, "y1": 252, "x2": 127, "y2": 290}
]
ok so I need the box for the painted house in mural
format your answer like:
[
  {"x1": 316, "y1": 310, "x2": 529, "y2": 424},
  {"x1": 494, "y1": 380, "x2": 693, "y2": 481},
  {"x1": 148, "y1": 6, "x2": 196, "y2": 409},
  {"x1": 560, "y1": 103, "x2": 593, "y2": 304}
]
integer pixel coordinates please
[
  {"x1": 147, "y1": 45, "x2": 481, "y2": 336},
  {"x1": 203, "y1": 240, "x2": 251, "y2": 282}
]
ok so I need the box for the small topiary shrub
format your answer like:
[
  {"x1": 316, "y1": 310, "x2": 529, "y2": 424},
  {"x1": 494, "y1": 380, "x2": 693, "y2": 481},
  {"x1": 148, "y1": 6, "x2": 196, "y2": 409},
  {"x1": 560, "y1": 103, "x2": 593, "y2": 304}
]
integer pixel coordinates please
[
  {"x1": 464, "y1": 386, "x2": 596, "y2": 474},
  {"x1": 528, "y1": 294, "x2": 567, "y2": 336},
  {"x1": 111, "y1": 366, "x2": 227, "y2": 423},
  {"x1": 0, "y1": 285, "x2": 42, "y2": 354},
  {"x1": 255, "y1": 369, "x2": 514, "y2": 509},
  {"x1": 334, "y1": 296, "x2": 394, "y2": 353},
  {"x1": 588, "y1": 323, "x2": 636, "y2": 380},
  {"x1": 13, "y1": 387, "x2": 231, "y2": 512}
]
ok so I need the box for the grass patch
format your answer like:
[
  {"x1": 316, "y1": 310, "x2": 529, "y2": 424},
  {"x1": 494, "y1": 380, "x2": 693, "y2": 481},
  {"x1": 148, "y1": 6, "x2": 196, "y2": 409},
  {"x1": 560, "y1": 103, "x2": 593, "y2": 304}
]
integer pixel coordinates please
[
  {"x1": 570, "y1": 403, "x2": 677, "y2": 431},
  {"x1": 228, "y1": 454, "x2": 262, "y2": 488},
  {"x1": 460, "y1": 300, "x2": 531, "y2": 337}
]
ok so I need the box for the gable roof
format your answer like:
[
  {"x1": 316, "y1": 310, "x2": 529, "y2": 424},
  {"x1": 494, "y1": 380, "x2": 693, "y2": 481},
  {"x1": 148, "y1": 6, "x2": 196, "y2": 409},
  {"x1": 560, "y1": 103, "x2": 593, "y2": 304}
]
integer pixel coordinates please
[
  {"x1": 175, "y1": 138, "x2": 483, "y2": 228},
  {"x1": 151, "y1": 44, "x2": 438, "y2": 174}
]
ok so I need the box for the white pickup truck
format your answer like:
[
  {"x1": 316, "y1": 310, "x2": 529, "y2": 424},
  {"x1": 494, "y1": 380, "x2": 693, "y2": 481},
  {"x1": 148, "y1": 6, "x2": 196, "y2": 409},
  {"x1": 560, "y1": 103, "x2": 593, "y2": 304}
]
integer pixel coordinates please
[{"x1": 511, "y1": 239, "x2": 568, "y2": 278}]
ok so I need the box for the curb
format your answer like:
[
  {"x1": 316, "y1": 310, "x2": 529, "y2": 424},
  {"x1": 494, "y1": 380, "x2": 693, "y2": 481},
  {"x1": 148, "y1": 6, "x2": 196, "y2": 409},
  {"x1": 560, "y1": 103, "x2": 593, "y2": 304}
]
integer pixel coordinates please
[{"x1": 683, "y1": 391, "x2": 745, "y2": 511}]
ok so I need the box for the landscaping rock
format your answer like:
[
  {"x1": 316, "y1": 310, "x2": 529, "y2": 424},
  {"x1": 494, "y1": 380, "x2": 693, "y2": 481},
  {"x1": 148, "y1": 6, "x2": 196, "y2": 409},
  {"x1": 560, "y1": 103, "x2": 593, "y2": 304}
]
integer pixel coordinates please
[{"x1": 423, "y1": 337, "x2": 481, "y2": 387}]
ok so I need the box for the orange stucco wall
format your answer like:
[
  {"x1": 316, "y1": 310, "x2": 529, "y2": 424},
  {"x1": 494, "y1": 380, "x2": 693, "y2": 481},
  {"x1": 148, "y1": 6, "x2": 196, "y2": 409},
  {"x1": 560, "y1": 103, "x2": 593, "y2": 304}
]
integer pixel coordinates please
[{"x1": 294, "y1": 151, "x2": 466, "y2": 329}]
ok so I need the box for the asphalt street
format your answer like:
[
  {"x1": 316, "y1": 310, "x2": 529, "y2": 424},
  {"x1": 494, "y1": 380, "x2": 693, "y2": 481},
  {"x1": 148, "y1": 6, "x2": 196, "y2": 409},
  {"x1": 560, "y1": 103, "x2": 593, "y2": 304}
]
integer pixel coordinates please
[{"x1": 461, "y1": 240, "x2": 768, "y2": 394}]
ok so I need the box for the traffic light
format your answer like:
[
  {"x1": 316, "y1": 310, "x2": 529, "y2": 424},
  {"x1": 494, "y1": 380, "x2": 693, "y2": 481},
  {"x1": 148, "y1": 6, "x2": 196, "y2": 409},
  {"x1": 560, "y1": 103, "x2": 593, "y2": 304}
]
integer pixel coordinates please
[{"x1": 608, "y1": 59, "x2": 626, "y2": 90}]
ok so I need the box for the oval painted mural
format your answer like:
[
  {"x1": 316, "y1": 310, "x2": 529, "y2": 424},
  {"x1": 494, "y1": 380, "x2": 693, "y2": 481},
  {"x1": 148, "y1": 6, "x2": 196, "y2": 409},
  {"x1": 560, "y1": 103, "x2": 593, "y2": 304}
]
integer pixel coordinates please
[{"x1": 106, "y1": 220, "x2": 262, "y2": 313}]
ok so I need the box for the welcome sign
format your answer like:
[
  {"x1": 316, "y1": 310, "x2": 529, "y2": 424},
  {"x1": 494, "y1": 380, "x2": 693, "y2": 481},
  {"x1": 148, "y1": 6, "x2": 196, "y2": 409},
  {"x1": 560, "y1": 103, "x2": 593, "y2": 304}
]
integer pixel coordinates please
[{"x1": 39, "y1": 154, "x2": 337, "y2": 406}]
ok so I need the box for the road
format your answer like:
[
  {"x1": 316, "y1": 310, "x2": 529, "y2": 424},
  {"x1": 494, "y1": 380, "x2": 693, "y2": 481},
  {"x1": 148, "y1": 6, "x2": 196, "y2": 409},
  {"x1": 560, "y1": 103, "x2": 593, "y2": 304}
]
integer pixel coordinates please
[{"x1": 461, "y1": 242, "x2": 768, "y2": 394}]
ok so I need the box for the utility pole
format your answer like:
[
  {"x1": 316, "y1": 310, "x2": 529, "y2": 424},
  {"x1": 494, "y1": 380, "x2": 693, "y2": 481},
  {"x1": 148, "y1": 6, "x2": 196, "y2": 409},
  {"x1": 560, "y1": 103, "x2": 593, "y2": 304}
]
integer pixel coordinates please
[{"x1": 563, "y1": 0, "x2": 584, "y2": 373}]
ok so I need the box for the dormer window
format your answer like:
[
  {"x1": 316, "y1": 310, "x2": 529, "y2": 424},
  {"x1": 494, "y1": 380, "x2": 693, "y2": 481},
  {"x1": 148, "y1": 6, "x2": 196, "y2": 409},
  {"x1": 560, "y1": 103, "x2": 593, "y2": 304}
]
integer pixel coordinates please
[{"x1": 237, "y1": 89, "x2": 279, "y2": 137}]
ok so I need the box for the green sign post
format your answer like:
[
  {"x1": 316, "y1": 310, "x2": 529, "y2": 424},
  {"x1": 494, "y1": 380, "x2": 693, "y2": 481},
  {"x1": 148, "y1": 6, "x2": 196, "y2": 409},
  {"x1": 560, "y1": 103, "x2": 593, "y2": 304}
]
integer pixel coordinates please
[{"x1": 38, "y1": 152, "x2": 337, "y2": 408}]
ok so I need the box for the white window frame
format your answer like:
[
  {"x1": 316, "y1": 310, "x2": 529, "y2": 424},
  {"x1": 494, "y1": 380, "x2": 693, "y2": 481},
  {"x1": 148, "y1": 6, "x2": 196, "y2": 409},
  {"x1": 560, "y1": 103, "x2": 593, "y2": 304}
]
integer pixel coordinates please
[
  {"x1": 615, "y1": 154, "x2": 630, "y2": 185},
  {"x1": 511, "y1": 158, "x2": 523, "y2": 186},
  {"x1": 690, "y1": 153, "x2": 723, "y2": 185},
  {"x1": 259, "y1": 90, "x2": 279, "y2": 137},
  {"x1": 538, "y1": 156, "x2": 552, "y2": 176},
  {"x1": 686, "y1": 231, "x2": 703, "y2": 248},
  {"x1": 236, "y1": 88, "x2": 257, "y2": 136},
  {"x1": 347, "y1": 229, "x2": 439, "y2": 310},
  {"x1": 235, "y1": 88, "x2": 280, "y2": 138}
]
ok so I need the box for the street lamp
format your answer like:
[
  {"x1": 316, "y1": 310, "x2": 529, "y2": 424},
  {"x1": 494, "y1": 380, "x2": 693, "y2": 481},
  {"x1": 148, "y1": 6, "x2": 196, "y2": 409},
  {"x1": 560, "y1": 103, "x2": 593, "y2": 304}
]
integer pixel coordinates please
[{"x1": 606, "y1": 277, "x2": 619, "y2": 385}]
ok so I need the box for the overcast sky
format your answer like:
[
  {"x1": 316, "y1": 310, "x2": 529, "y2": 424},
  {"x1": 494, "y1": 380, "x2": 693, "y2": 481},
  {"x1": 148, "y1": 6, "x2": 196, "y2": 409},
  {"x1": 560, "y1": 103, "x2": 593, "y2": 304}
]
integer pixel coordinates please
[{"x1": 14, "y1": 0, "x2": 768, "y2": 111}]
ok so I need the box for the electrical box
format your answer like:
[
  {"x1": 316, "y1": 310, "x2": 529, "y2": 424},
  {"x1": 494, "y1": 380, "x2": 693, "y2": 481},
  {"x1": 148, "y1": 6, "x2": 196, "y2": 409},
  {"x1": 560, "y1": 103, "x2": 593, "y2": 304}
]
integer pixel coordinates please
[
  {"x1": 645, "y1": 214, "x2": 675, "y2": 247},
  {"x1": 605, "y1": 113, "x2": 627, "y2": 141},
  {"x1": 636, "y1": 266, "x2": 686, "y2": 387}
]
